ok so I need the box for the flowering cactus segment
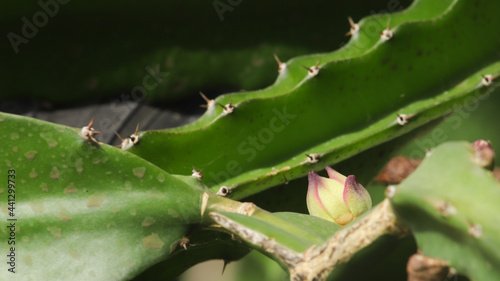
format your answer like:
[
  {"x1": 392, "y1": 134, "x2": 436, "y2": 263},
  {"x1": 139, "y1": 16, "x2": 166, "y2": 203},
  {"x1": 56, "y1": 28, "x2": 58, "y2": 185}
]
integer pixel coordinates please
[{"x1": 307, "y1": 167, "x2": 372, "y2": 226}]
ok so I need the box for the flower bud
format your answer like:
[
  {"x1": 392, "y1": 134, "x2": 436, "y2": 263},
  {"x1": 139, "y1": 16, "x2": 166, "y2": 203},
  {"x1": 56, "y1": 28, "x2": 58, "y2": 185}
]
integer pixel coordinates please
[{"x1": 306, "y1": 167, "x2": 372, "y2": 225}]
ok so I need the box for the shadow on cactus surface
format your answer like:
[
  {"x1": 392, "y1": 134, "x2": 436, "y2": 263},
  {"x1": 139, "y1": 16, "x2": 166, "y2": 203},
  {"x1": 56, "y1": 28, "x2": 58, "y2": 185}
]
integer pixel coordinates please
[{"x1": 1, "y1": 0, "x2": 500, "y2": 280}]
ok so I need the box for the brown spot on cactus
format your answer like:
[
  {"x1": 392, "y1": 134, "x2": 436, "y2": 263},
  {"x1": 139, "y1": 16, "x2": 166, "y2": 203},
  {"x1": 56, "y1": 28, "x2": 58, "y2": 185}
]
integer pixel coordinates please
[
  {"x1": 141, "y1": 217, "x2": 156, "y2": 227},
  {"x1": 86, "y1": 192, "x2": 107, "y2": 207},
  {"x1": 24, "y1": 150, "x2": 38, "y2": 160},
  {"x1": 133, "y1": 167, "x2": 146, "y2": 178},
  {"x1": 64, "y1": 183, "x2": 78, "y2": 194},
  {"x1": 142, "y1": 233, "x2": 165, "y2": 249}
]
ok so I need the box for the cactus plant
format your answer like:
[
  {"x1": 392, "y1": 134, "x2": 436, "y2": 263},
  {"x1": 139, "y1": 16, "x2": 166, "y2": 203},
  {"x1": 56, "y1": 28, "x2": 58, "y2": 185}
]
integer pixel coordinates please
[
  {"x1": 2, "y1": 0, "x2": 500, "y2": 280},
  {"x1": 389, "y1": 141, "x2": 500, "y2": 281},
  {"x1": 127, "y1": 0, "x2": 500, "y2": 201}
]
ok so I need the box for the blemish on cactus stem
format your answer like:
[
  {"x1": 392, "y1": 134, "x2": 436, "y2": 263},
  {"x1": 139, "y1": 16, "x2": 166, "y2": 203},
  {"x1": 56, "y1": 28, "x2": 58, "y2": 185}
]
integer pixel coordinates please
[
  {"x1": 24, "y1": 255, "x2": 34, "y2": 266},
  {"x1": 179, "y1": 237, "x2": 190, "y2": 250},
  {"x1": 303, "y1": 60, "x2": 320, "y2": 78},
  {"x1": 306, "y1": 153, "x2": 320, "y2": 164},
  {"x1": 380, "y1": 20, "x2": 393, "y2": 41},
  {"x1": 86, "y1": 192, "x2": 107, "y2": 207},
  {"x1": 133, "y1": 167, "x2": 146, "y2": 178},
  {"x1": 47, "y1": 226, "x2": 62, "y2": 238},
  {"x1": 141, "y1": 216, "x2": 156, "y2": 227},
  {"x1": 40, "y1": 132, "x2": 58, "y2": 148},
  {"x1": 24, "y1": 150, "x2": 38, "y2": 160},
  {"x1": 468, "y1": 223, "x2": 483, "y2": 238},
  {"x1": 75, "y1": 159, "x2": 83, "y2": 173},
  {"x1": 216, "y1": 186, "x2": 230, "y2": 196},
  {"x1": 156, "y1": 173, "x2": 165, "y2": 183},
  {"x1": 425, "y1": 149, "x2": 433, "y2": 158},
  {"x1": 80, "y1": 117, "x2": 102, "y2": 143},
  {"x1": 217, "y1": 99, "x2": 235, "y2": 115},
  {"x1": 346, "y1": 17, "x2": 359, "y2": 36},
  {"x1": 237, "y1": 202, "x2": 256, "y2": 215},
  {"x1": 386, "y1": 185, "x2": 397, "y2": 198},
  {"x1": 124, "y1": 181, "x2": 133, "y2": 191},
  {"x1": 201, "y1": 192, "x2": 209, "y2": 216},
  {"x1": 191, "y1": 167, "x2": 203, "y2": 180},
  {"x1": 50, "y1": 167, "x2": 60, "y2": 180},
  {"x1": 30, "y1": 200, "x2": 45, "y2": 213},
  {"x1": 273, "y1": 54, "x2": 286, "y2": 73},
  {"x1": 58, "y1": 206, "x2": 72, "y2": 221},
  {"x1": 64, "y1": 183, "x2": 78, "y2": 194},
  {"x1": 437, "y1": 201, "x2": 457, "y2": 217},
  {"x1": 10, "y1": 132, "x2": 19, "y2": 140},
  {"x1": 481, "y1": 74, "x2": 498, "y2": 86},
  {"x1": 199, "y1": 92, "x2": 214, "y2": 109},
  {"x1": 266, "y1": 166, "x2": 291, "y2": 177},
  {"x1": 142, "y1": 233, "x2": 165, "y2": 249},
  {"x1": 29, "y1": 168, "x2": 38, "y2": 179}
]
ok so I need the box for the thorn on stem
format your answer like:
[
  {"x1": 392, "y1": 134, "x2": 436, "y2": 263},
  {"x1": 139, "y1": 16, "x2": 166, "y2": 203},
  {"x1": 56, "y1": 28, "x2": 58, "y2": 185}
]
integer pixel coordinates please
[
  {"x1": 283, "y1": 173, "x2": 289, "y2": 184},
  {"x1": 481, "y1": 74, "x2": 498, "y2": 86},
  {"x1": 380, "y1": 19, "x2": 393, "y2": 41},
  {"x1": 303, "y1": 60, "x2": 320, "y2": 78},
  {"x1": 191, "y1": 167, "x2": 203, "y2": 180},
  {"x1": 81, "y1": 117, "x2": 102, "y2": 143},
  {"x1": 396, "y1": 114, "x2": 412, "y2": 126},
  {"x1": 217, "y1": 100, "x2": 234, "y2": 115},
  {"x1": 116, "y1": 124, "x2": 140, "y2": 150},
  {"x1": 306, "y1": 153, "x2": 320, "y2": 164},
  {"x1": 222, "y1": 260, "x2": 229, "y2": 275},
  {"x1": 179, "y1": 237, "x2": 190, "y2": 250},
  {"x1": 274, "y1": 54, "x2": 286, "y2": 73},
  {"x1": 199, "y1": 92, "x2": 214, "y2": 109},
  {"x1": 346, "y1": 17, "x2": 359, "y2": 36}
]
